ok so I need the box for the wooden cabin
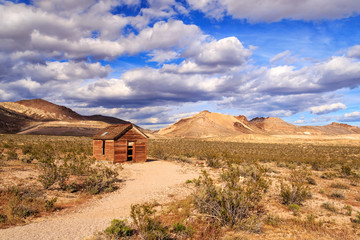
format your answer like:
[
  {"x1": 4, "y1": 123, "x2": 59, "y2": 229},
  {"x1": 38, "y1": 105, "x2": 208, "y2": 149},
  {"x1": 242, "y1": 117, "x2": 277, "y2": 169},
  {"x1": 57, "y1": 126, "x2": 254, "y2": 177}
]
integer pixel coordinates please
[{"x1": 92, "y1": 124, "x2": 148, "y2": 163}]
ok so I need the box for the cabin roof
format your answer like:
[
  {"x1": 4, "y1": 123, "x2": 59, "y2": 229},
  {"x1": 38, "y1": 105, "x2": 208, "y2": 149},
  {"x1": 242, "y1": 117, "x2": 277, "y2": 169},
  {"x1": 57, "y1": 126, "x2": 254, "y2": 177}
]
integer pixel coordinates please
[{"x1": 92, "y1": 124, "x2": 148, "y2": 140}]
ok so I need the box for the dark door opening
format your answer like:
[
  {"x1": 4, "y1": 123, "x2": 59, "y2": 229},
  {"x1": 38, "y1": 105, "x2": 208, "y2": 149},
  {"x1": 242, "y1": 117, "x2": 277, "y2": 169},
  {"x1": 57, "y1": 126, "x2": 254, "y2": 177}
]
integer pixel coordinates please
[
  {"x1": 102, "y1": 140, "x2": 105, "y2": 155},
  {"x1": 127, "y1": 141, "x2": 134, "y2": 161}
]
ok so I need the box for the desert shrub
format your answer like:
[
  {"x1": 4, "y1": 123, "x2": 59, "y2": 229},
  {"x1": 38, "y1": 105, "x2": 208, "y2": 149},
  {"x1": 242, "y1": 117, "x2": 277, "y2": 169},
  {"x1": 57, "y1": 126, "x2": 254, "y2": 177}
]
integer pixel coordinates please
[
  {"x1": 149, "y1": 146, "x2": 169, "y2": 160},
  {"x1": 130, "y1": 202, "x2": 170, "y2": 240},
  {"x1": 310, "y1": 161, "x2": 325, "y2": 171},
  {"x1": 206, "y1": 158, "x2": 222, "y2": 168},
  {"x1": 0, "y1": 214, "x2": 6, "y2": 223},
  {"x1": 288, "y1": 204, "x2": 301, "y2": 216},
  {"x1": 21, "y1": 154, "x2": 34, "y2": 163},
  {"x1": 321, "y1": 202, "x2": 337, "y2": 213},
  {"x1": 341, "y1": 165, "x2": 353, "y2": 176},
  {"x1": 57, "y1": 164, "x2": 70, "y2": 190},
  {"x1": 36, "y1": 150, "x2": 118, "y2": 194},
  {"x1": 67, "y1": 154, "x2": 95, "y2": 176},
  {"x1": 172, "y1": 222, "x2": 194, "y2": 239},
  {"x1": 44, "y1": 197, "x2": 57, "y2": 212},
  {"x1": 306, "y1": 177, "x2": 317, "y2": 185},
  {"x1": 0, "y1": 186, "x2": 45, "y2": 226},
  {"x1": 1, "y1": 140, "x2": 15, "y2": 149},
  {"x1": 320, "y1": 172, "x2": 336, "y2": 180},
  {"x1": 265, "y1": 214, "x2": 282, "y2": 227},
  {"x1": 344, "y1": 205, "x2": 352, "y2": 216},
  {"x1": 349, "y1": 177, "x2": 359, "y2": 186},
  {"x1": 202, "y1": 151, "x2": 223, "y2": 168},
  {"x1": 6, "y1": 151, "x2": 18, "y2": 160},
  {"x1": 104, "y1": 219, "x2": 133, "y2": 239},
  {"x1": 171, "y1": 155, "x2": 191, "y2": 164},
  {"x1": 291, "y1": 214, "x2": 324, "y2": 231},
  {"x1": 280, "y1": 170, "x2": 311, "y2": 205},
  {"x1": 193, "y1": 164, "x2": 269, "y2": 230},
  {"x1": 351, "y1": 212, "x2": 360, "y2": 224},
  {"x1": 66, "y1": 182, "x2": 82, "y2": 193},
  {"x1": 83, "y1": 166, "x2": 118, "y2": 195},
  {"x1": 329, "y1": 192, "x2": 345, "y2": 199},
  {"x1": 148, "y1": 139, "x2": 360, "y2": 168},
  {"x1": 330, "y1": 183, "x2": 349, "y2": 189},
  {"x1": 38, "y1": 157, "x2": 58, "y2": 189},
  {"x1": 20, "y1": 144, "x2": 33, "y2": 155}
]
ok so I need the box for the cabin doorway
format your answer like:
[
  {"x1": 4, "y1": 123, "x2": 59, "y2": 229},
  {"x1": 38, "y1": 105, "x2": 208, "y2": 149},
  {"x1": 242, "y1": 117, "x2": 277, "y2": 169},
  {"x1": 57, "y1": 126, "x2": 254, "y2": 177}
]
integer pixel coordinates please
[{"x1": 127, "y1": 141, "x2": 134, "y2": 161}]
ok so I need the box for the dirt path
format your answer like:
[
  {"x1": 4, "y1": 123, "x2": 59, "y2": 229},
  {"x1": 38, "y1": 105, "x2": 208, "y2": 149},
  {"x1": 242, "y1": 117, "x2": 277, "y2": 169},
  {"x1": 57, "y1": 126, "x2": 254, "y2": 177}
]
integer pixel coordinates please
[{"x1": 0, "y1": 160, "x2": 200, "y2": 240}]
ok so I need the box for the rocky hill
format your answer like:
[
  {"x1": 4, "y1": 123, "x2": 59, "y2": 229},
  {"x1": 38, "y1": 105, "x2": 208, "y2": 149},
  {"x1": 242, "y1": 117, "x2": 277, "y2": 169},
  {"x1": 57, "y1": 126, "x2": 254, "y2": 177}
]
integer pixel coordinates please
[
  {"x1": 158, "y1": 111, "x2": 266, "y2": 138},
  {"x1": 0, "y1": 99, "x2": 129, "y2": 136},
  {"x1": 157, "y1": 110, "x2": 360, "y2": 138}
]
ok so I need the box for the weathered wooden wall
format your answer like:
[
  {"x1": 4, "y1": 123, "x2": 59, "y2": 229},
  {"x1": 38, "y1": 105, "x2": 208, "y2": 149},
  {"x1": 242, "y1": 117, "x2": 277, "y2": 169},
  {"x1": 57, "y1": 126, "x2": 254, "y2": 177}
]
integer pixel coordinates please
[
  {"x1": 93, "y1": 128, "x2": 147, "y2": 163},
  {"x1": 114, "y1": 128, "x2": 147, "y2": 163},
  {"x1": 93, "y1": 140, "x2": 115, "y2": 162}
]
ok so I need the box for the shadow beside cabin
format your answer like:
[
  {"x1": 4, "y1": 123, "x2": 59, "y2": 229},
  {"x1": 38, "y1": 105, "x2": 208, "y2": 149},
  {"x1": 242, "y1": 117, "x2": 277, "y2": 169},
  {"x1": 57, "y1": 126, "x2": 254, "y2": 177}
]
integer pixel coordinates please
[{"x1": 92, "y1": 124, "x2": 148, "y2": 163}]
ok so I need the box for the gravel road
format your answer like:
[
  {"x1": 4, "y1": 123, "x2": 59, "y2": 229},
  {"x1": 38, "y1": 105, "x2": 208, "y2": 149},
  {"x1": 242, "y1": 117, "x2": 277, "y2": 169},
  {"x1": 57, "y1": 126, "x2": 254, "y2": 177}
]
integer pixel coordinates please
[{"x1": 0, "y1": 160, "x2": 200, "y2": 240}]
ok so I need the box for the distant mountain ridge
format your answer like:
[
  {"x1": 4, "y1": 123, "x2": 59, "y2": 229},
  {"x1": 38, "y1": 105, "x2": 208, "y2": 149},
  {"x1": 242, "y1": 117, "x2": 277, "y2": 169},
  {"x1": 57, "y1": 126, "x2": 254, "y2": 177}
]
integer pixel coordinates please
[
  {"x1": 157, "y1": 110, "x2": 360, "y2": 138},
  {"x1": 0, "y1": 99, "x2": 129, "y2": 136},
  {"x1": 1, "y1": 100, "x2": 359, "y2": 138}
]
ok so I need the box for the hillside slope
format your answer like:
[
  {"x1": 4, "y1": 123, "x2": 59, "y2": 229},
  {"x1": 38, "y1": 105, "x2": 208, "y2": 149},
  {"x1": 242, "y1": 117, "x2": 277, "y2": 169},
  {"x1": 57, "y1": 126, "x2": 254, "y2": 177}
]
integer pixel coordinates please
[
  {"x1": 158, "y1": 110, "x2": 262, "y2": 138},
  {"x1": 157, "y1": 111, "x2": 360, "y2": 138},
  {"x1": 0, "y1": 106, "x2": 33, "y2": 133},
  {"x1": 0, "y1": 99, "x2": 128, "y2": 135}
]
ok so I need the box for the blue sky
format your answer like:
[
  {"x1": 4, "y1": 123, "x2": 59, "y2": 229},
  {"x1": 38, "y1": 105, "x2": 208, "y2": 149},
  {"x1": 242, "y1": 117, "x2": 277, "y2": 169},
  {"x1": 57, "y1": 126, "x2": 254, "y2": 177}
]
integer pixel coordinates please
[{"x1": 1, "y1": 0, "x2": 360, "y2": 129}]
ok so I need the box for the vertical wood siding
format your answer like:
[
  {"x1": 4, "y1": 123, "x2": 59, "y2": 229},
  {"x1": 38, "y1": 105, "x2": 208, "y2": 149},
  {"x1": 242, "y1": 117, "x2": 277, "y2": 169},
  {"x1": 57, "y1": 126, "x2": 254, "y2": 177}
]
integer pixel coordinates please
[{"x1": 93, "y1": 128, "x2": 147, "y2": 163}]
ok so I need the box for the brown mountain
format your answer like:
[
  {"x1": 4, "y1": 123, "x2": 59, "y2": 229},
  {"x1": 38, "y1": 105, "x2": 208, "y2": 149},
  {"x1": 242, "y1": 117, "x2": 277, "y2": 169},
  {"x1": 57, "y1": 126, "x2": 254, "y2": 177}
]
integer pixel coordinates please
[
  {"x1": 0, "y1": 99, "x2": 129, "y2": 136},
  {"x1": 249, "y1": 117, "x2": 298, "y2": 134},
  {"x1": 157, "y1": 111, "x2": 360, "y2": 138},
  {"x1": 0, "y1": 106, "x2": 32, "y2": 133},
  {"x1": 16, "y1": 99, "x2": 83, "y2": 121},
  {"x1": 158, "y1": 111, "x2": 262, "y2": 138}
]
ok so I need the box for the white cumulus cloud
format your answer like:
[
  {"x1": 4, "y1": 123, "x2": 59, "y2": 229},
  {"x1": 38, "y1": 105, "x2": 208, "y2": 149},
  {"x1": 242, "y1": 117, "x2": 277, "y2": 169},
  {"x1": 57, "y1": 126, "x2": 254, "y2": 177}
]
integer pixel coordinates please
[
  {"x1": 347, "y1": 45, "x2": 360, "y2": 58},
  {"x1": 310, "y1": 103, "x2": 346, "y2": 115},
  {"x1": 340, "y1": 112, "x2": 360, "y2": 122},
  {"x1": 163, "y1": 37, "x2": 252, "y2": 74},
  {"x1": 187, "y1": 0, "x2": 360, "y2": 22}
]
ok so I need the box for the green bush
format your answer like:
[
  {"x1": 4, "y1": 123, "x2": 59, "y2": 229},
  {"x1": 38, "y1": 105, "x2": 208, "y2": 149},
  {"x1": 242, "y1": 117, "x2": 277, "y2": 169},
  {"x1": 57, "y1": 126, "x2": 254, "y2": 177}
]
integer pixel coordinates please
[
  {"x1": 321, "y1": 202, "x2": 337, "y2": 213},
  {"x1": 130, "y1": 202, "x2": 170, "y2": 240},
  {"x1": 288, "y1": 204, "x2": 301, "y2": 216},
  {"x1": 344, "y1": 205, "x2": 352, "y2": 216},
  {"x1": 280, "y1": 170, "x2": 311, "y2": 205},
  {"x1": 193, "y1": 164, "x2": 269, "y2": 230},
  {"x1": 172, "y1": 222, "x2": 194, "y2": 239},
  {"x1": 330, "y1": 183, "x2": 349, "y2": 189},
  {"x1": 104, "y1": 219, "x2": 133, "y2": 239},
  {"x1": 329, "y1": 192, "x2": 345, "y2": 199},
  {"x1": 20, "y1": 144, "x2": 33, "y2": 155},
  {"x1": 57, "y1": 164, "x2": 70, "y2": 190},
  {"x1": 351, "y1": 212, "x2": 360, "y2": 224},
  {"x1": 0, "y1": 214, "x2": 6, "y2": 223},
  {"x1": 341, "y1": 165, "x2": 353, "y2": 176},
  {"x1": 44, "y1": 197, "x2": 57, "y2": 212},
  {"x1": 83, "y1": 166, "x2": 118, "y2": 195},
  {"x1": 306, "y1": 177, "x2": 317, "y2": 185},
  {"x1": 0, "y1": 187, "x2": 44, "y2": 226},
  {"x1": 320, "y1": 172, "x2": 336, "y2": 180},
  {"x1": 38, "y1": 157, "x2": 58, "y2": 189},
  {"x1": 6, "y1": 151, "x2": 18, "y2": 160},
  {"x1": 36, "y1": 152, "x2": 118, "y2": 194},
  {"x1": 172, "y1": 222, "x2": 186, "y2": 232}
]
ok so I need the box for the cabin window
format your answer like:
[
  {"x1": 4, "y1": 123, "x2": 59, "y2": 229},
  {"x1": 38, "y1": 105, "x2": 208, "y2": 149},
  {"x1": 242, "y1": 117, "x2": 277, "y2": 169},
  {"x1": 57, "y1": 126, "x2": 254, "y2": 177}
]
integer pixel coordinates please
[
  {"x1": 102, "y1": 140, "x2": 105, "y2": 155},
  {"x1": 127, "y1": 141, "x2": 134, "y2": 161}
]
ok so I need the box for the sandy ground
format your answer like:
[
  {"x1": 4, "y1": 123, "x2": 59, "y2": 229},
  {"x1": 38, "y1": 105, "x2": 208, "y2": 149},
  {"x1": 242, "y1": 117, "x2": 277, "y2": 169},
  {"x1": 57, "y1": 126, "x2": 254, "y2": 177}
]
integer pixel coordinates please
[{"x1": 0, "y1": 160, "x2": 200, "y2": 240}]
